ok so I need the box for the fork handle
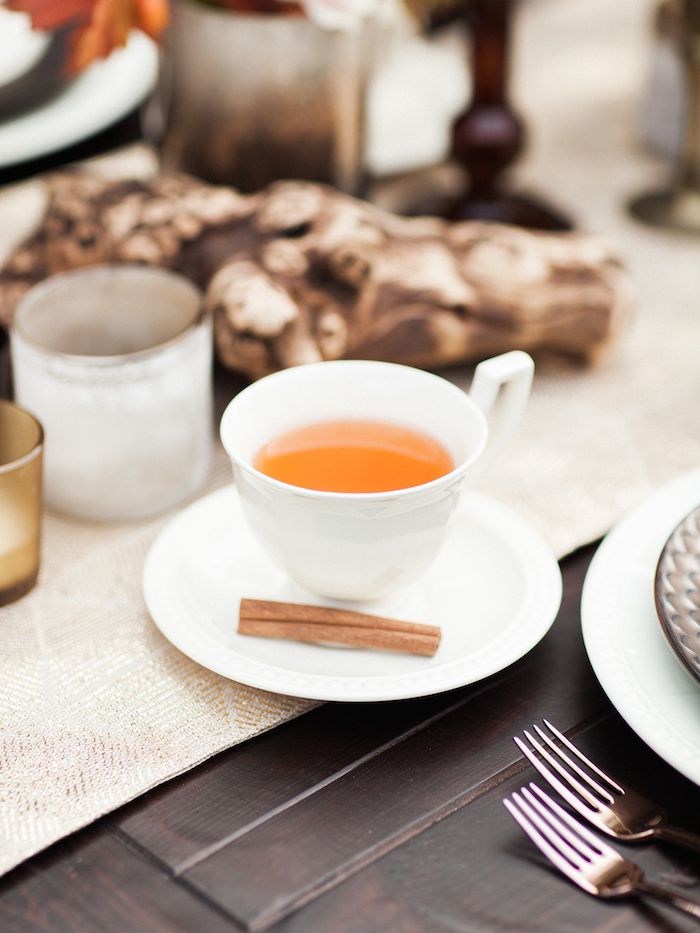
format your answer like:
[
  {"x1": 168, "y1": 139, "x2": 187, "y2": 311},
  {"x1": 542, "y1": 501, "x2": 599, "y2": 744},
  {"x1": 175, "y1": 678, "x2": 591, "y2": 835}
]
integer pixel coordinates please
[
  {"x1": 656, "y1": 824, "x2": 700, "y2": 855},
  {"x1": 635, "y1": 878, "x2": 700, "y2": 920}
]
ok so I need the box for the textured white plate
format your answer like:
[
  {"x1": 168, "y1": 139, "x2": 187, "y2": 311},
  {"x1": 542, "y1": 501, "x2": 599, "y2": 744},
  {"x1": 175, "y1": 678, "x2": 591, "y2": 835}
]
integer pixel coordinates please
[
  {"x1": 143, "y1": 485, "x2": 561, "y2": 702},
  {"x1": 0, "y1": 10, "x2": 49, "y2": 87},
  {"x1": 0, "y1": 32, "x2": 157, "y2": 169},
  {"x1": 582, "y1": 469, "x2": 700, "y2": 786}
]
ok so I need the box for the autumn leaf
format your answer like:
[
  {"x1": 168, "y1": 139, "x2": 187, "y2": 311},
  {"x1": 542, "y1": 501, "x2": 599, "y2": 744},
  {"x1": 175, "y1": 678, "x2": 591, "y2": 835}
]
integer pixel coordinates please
[
  {"x1": 5, "y1": 0, "x2": 169, "y2": 70},
  {"x1": 4, "y1": 0, "x2": 94, "y2": 31},
  {"x1": 135, "y1": 0, "x2": 169, "y2": 37},
  {"x1": 69, "y1": 0, "x2": 135, "y2": 69}
]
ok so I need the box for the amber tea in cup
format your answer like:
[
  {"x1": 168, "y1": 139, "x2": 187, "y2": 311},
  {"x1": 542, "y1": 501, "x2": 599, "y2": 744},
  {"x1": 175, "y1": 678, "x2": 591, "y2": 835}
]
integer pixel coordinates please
[
  {"x1": 0, "y1": 400, "x2": 43, "y2": 607},
  {"x1": 254, "y1": 419, "x2": 455, "y2": 493}
]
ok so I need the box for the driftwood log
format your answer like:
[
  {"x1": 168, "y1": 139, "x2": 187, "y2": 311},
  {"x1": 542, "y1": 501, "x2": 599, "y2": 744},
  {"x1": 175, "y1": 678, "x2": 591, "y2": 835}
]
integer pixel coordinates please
[{"x1": 0, "y1": 173, "x2": 632, "y2": 378}]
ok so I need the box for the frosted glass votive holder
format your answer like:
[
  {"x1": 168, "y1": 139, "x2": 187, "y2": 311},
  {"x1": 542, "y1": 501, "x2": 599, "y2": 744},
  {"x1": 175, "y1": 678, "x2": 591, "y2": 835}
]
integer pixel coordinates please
[
  {"x1": 11, "y1": 265, "x2": 213, "y2": 522},
  {"x1": 0, "y1": 400, "x2": 43, "y2": 606}
]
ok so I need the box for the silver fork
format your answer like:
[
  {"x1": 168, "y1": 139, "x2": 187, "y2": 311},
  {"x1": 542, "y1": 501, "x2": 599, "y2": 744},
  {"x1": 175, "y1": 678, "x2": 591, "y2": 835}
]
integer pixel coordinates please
[
  {"x1": 514, "y1": 719, "x2": 700, "y2": 854},
  {"x1": 504, "y1": 783, "x2": 700, "y2": 920}
]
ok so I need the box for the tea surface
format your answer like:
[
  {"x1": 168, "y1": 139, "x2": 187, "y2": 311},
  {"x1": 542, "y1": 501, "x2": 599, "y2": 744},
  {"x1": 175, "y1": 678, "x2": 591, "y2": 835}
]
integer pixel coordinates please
[{"x1": 254, "y1": 419, "x2": 454, "y2": 493}]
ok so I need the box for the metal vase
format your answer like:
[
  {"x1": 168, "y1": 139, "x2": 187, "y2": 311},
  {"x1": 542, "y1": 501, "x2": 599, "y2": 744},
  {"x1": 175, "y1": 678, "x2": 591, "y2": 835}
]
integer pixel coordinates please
[{"x1": 157, "y1": 0, "x2": 371, "y2": 193}]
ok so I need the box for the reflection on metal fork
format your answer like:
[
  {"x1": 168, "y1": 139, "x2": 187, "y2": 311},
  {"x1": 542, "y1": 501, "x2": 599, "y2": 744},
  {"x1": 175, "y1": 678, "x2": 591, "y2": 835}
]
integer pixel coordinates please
[
  {"x1": 504, "y1": 783, "x2": 700, "y2": 920},
  {"x1": 513, "y1": 719, "x2": 700, "y2": 853}
]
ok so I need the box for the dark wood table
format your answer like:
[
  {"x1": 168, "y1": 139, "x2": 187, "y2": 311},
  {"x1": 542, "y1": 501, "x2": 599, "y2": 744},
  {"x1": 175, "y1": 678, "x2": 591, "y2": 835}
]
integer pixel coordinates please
[
  {"x1": 2, "y1": 546, "x2": 700, "y2": 932},
  {"x1": 2, "y1": 121, "x2": 700, "y2": 933}
]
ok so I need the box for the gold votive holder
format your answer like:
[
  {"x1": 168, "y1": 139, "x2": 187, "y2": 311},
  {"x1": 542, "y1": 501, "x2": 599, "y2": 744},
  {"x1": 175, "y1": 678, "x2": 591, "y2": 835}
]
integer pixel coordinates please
[{"x1": 0, "y1": 400, "x2": 43, "y2": 607}]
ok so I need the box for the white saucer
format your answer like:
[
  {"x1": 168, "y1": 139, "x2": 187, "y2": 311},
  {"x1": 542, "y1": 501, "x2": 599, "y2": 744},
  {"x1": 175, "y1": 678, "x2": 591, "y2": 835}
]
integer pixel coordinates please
[
  {"x1": 143, "y1": 486, "x2": 561, "y2": 702},
  {"x1": 582, "y1": 469, "x2": 700, "y2": 786},
  {"x1": 0, "y1": 32, "x2": 158, "y2": 169}
]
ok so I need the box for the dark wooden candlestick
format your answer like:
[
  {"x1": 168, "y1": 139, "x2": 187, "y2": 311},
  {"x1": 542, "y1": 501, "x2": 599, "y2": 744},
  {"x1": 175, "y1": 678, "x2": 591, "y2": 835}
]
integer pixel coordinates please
[
  {"x1": 448, "y1": 0, "x2": 571, "y2": 230},
  {"x1": 0, "y1": 326, "x2": 10, "y2": 400}
]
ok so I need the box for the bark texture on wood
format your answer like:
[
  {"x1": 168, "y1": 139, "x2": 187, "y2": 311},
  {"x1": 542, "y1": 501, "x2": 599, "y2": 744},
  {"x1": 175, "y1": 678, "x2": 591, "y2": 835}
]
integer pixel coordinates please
[{"x1": 0, "y1": 172, "x2": 632, "y2": 378}]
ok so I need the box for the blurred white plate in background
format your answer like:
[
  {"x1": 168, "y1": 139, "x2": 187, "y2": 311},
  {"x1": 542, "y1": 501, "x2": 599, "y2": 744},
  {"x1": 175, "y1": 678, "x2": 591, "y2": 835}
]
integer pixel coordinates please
[
  {"x1": 0, "y1": 7, "x2": 466, "y2": 178},
  {"x1": 0, "y1": 30, "x2": 158, "y2": 169},
  {"x1": 0, "y1": 10, "x2": 50, "y2": 87}
]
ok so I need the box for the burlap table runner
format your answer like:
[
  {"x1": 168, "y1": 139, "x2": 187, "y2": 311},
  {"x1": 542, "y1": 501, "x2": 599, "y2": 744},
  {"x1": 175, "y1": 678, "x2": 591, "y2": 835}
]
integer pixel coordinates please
[{"x1": 2, "y1": 0, "x2": 698, "y2": 877}]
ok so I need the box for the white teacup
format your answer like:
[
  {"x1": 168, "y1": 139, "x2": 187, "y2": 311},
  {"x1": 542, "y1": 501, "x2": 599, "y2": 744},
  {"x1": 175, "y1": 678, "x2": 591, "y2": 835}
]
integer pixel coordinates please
[{"x1": 220, "y1": 353, "x2": 533, "y2": 601}]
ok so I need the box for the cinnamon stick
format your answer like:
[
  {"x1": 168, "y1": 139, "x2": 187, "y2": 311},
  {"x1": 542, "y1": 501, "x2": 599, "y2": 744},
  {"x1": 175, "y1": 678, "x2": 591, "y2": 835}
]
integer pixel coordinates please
[{"x1": 238, "y1": 599, "x2": 441, "y2": 657}]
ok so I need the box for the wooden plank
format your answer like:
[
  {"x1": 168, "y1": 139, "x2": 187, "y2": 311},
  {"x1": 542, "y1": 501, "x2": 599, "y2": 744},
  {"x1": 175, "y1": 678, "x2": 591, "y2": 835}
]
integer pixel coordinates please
[
  {"x1": 113, "y1": 692, "x2": 475, "y2": 872},
  {"x1": 273, "y1": 712, "x2": 700, "y2": 933},
  {"x1": 0, "y1": 826, "x2": 240, "y2": 933},
  {"x1": 182, "y1": 548, "x2": 609, "y2": 929}
]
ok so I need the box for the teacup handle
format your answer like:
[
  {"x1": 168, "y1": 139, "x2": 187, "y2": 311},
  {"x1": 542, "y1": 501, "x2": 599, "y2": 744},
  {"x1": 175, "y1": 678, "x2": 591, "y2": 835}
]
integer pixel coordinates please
[{"x1": 468, "y1": 351, "x2": 534, "y2": 473}]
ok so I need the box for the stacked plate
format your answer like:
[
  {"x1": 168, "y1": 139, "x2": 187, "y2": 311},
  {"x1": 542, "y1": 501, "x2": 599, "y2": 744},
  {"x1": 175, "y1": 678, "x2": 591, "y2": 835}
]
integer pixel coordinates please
[
  {"x1": 0, "y1": 9, "x2": 158, "y2": 169},
  {"x1": 582, "y1": 469, "x2": 700, "y2": 787},
  {"x1": 655, "y1": 505, "x2": 700, "y2": 684},
  {"x1": 0, "y1": 11, "x2": 66, "y2": 118}
]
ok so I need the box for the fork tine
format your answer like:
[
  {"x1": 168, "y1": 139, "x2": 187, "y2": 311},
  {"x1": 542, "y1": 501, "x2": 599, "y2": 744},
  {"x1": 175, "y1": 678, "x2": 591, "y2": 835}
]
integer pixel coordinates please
[
  {"x1": 515, "y1": 733, "x2": 602, "y2": 814},
  {"x1": 542, "y1": 719, "x2": 624, "y2": 795},
  {"x1": 521, "y1": 785, "x2": 598, "y2": 861},
  {"x1": 513, "y1": 788, "x2": 589, "y2": 867},
  {"x1": 528, "y1": 783, "x2": 620, "y2": 858},
  {"x1": 504, "y1": 794, "x2": 588, "y2": 891},
  {"x1": 533, "y1": 724, "x2": 615, "y2": 803}
]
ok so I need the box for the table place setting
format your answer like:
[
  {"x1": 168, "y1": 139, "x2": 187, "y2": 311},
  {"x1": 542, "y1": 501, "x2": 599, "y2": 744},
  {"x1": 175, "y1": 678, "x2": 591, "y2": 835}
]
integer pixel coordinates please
[
  {"x1": 2, "y1": 0, "x2": 700, "y2": 929},
  {"x1": 143, "y1": 353, "x2": 562, "y2": 703}
]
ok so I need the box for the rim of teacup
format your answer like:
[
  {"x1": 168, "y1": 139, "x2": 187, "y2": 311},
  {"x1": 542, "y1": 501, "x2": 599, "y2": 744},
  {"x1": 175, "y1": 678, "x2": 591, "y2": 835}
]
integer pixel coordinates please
[{"x1": 220, "y1": 359, "x2": 488, "y2": 501}]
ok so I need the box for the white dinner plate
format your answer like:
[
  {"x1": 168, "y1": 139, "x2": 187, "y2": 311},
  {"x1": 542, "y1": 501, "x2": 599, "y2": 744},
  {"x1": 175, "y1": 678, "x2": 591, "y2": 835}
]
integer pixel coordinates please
[
  {"x1": 0, "y1": 11, "x2": 50, "y2": 87},
  {"x1": 582, "y1": 469, "x2": 700, "y2": 786},
  {"x1": 0, "y1": 32, "x2": 158, "y2": 169},
  {"x1": 143, "y1": 485, "x2": 561, "y2": 702}
]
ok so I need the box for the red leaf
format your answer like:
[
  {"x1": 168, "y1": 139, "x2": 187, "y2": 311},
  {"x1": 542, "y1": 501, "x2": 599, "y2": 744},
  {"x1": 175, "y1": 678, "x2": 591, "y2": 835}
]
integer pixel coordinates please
[
  {"x1": 7, "y1": 0, "x2": 170, "y2": 70},
  {"x1": 5, "y1": 0, "x2": 95, "y2": 31},
  {"x1": 71, "y1": 0, "x2": 167, "y2": 69}
]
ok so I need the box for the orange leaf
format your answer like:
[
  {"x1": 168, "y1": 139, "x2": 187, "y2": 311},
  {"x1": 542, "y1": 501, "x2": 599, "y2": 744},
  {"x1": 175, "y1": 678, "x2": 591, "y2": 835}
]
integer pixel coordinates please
[
  {"x1": 9, "y1": 0, "x2": 169, "y2": 71},
  {"x1": 135, "y1": 0, "x2": 169, "y2": 37},
  {"x1": 5, "y1": 0, "x2": 95, "y2": 30},
  {"x1": 66, "y1": 0, "x2": 139, "y2": 70}
]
